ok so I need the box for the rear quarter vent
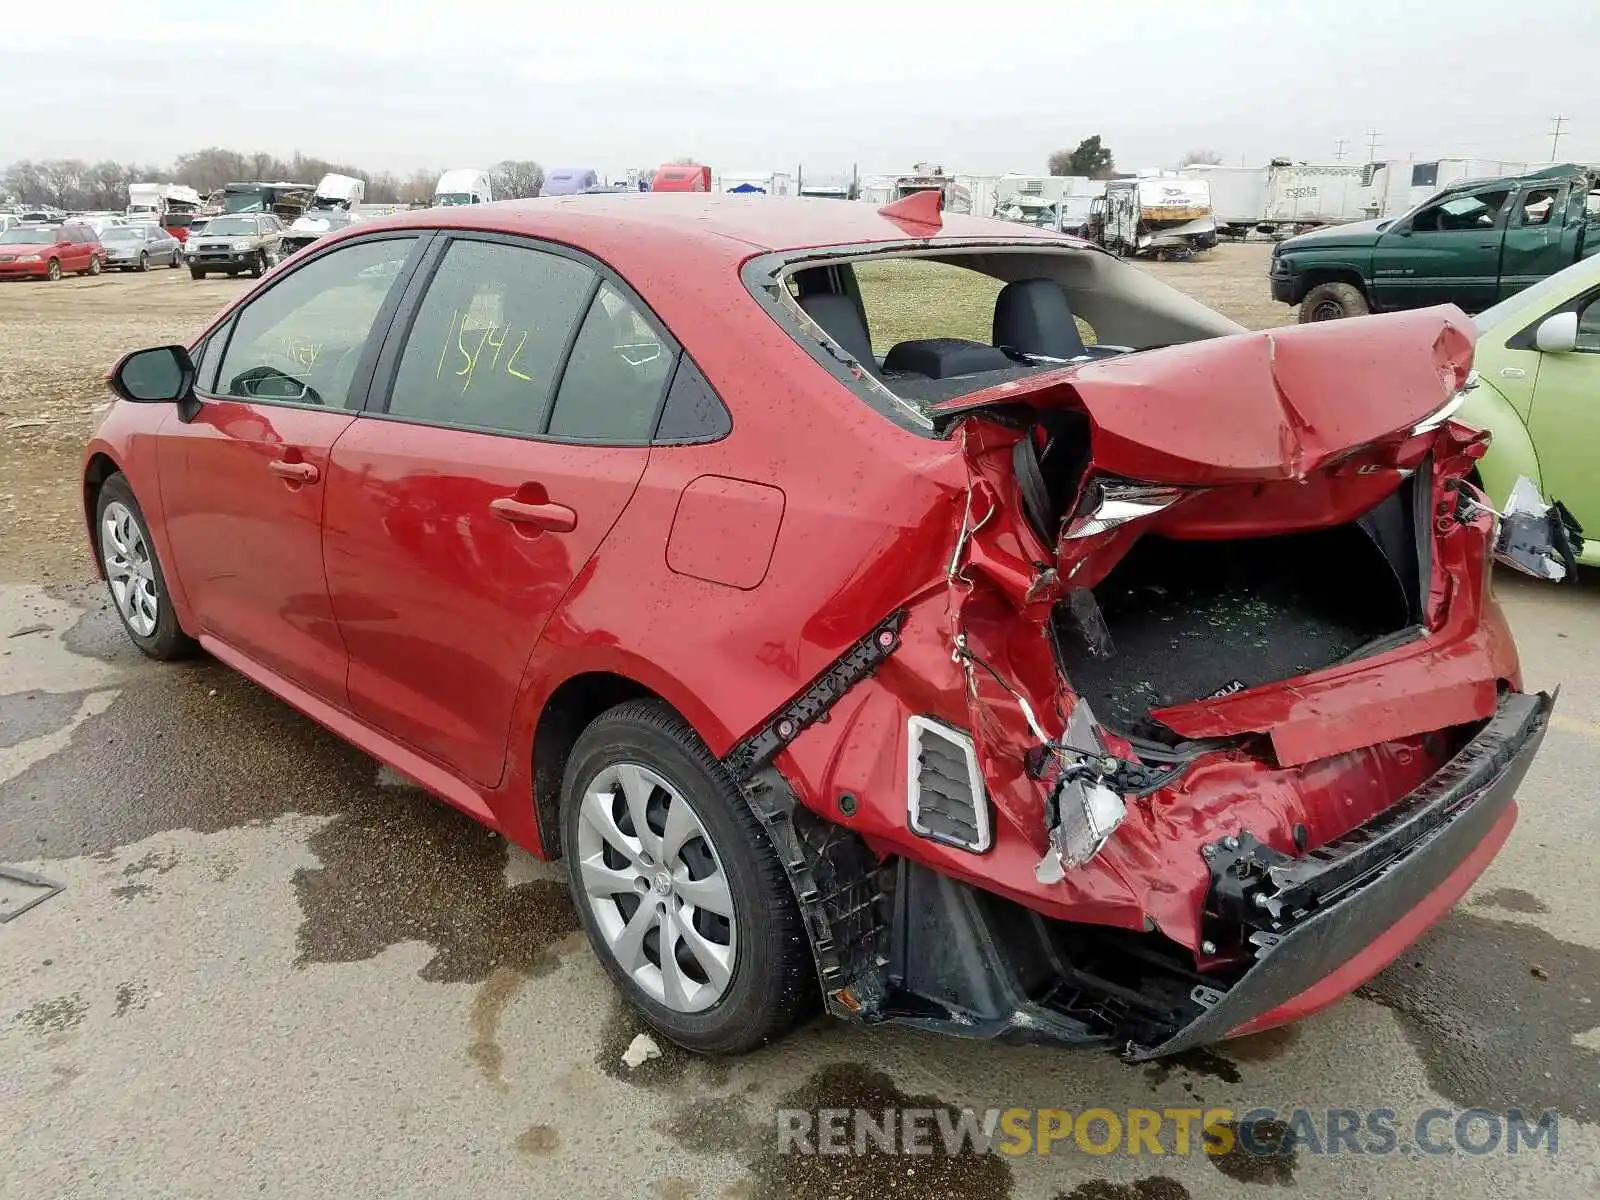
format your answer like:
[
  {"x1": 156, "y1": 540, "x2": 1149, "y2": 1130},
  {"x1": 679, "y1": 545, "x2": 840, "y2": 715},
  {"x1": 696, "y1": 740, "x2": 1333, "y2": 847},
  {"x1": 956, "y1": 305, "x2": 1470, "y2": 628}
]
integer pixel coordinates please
[{"x1": 907, "y1": 717, "x2": 993, "y2": 853}]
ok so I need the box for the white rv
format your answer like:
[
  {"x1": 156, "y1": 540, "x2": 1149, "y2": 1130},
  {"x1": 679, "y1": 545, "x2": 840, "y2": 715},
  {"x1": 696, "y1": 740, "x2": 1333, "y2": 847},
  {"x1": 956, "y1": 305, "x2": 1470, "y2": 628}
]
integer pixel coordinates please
[
  {"x1": 311, "y1": 173, "x2": 365, "y2": 210},
  {"x1": 126, "y1": 183, "x2": 202, "y2": 220},
  {"x1": 1085, "y1": 177, "x2": 1218, "y2": 258},
  {"x1": 433, "y1": 169, "x2": 493, "y2": 207},
  {"x1": 992, "y1": 175, "x2": 1106, "y2": 233}
]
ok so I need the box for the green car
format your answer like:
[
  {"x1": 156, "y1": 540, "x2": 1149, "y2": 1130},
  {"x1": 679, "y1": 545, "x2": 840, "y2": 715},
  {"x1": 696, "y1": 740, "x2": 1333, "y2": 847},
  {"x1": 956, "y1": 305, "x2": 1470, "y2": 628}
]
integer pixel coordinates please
[{"x1": 1461, "y1": 253, "x2": 1600, "y2": 566}]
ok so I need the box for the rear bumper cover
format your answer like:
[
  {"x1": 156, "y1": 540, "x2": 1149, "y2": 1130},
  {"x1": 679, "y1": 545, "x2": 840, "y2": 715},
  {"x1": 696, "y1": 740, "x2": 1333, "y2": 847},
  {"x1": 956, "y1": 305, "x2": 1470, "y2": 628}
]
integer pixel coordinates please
[
  {"x1": 871, "y1": 690, "x2": 1550, "y2": 1056},
  {"x1": 1131, "y1": 688, "x2": 1550, "y2": 1058}
]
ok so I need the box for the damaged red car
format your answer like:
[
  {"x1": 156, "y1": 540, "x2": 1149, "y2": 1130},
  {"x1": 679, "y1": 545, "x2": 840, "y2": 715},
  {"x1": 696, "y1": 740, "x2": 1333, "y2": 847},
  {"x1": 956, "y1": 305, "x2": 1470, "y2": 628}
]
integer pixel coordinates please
[{"x1": 84, "y1": 192, "x2": 1556, "y2": 1059}]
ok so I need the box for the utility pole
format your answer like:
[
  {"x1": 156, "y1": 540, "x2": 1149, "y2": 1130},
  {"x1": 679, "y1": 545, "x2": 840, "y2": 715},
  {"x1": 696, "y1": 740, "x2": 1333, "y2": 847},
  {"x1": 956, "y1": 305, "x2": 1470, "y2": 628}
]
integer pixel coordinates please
[
  {"x1": 1365, "y1": 131, "x2": 1383, "y2": 164},
  {"x1": 1334, "y1": 138, "x2": 1349, "y2": 162},
  {"x1": 1549, "y1": 115, "x2": 1568, "y2": 161}
]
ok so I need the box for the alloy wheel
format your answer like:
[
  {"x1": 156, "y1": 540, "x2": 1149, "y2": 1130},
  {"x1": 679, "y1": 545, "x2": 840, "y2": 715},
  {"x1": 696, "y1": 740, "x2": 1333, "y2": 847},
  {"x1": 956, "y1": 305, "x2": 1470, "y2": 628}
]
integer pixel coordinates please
[
  {"x1": 101, "y1": 500, "x2": 159, "y2": 637},
  {"x1": 574, "y1": 762, "x2": 737, "y2": 1014}
]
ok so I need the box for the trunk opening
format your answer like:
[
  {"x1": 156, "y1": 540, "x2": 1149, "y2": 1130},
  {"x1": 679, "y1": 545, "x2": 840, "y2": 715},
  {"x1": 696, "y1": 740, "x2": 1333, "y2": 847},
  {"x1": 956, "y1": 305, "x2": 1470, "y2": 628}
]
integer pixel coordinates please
[{"x1": 1054, "y1": 503, "x2": 1422, "y2": 744}]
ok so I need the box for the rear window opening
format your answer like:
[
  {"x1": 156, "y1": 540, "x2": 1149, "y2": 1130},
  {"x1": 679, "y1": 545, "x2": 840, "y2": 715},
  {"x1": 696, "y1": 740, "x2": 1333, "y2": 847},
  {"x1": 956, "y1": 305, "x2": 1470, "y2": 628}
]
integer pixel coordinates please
[
  {"x1": 762, "y1": 243, "x2": 1242, "y2": 429},
  {"x1": 1053, "y1": 498, "x2": 1425, "y2": 745}
]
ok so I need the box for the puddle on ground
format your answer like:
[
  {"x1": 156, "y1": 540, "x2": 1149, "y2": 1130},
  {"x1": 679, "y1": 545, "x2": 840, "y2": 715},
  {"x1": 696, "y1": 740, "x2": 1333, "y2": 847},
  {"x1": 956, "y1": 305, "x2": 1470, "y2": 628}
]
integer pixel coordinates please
[
  {"x1": 291, "y1": 785, "x2": 578, "y2": 984},
  {"x1": 1054, "y1": 1180, "x2": 1192, "y2": 1200},
  {"x1": 13, "y1": 992, "x2": 88, "y2": 1035},
  {"x1": 1359, "y1": 912, "x2": 1600, "y2": 1123},
  {"x1": 0, "y1": 688, "x2": 91, "y2": 749},
  {"x1": 2, "y1": 598, "x2": 581, "y2": 987},
  {"x1": 514, "y1": 1123, "x2": 560, "y2": 1155},
  {"x1": 1208, "y1": 1118, "x2": 1297, "y2": 1187},
  {"x1": 1472, "y1": 887, "x2": 1550, "y2": 914},
  {"x1": 593, "y1": 996, "x2": 700, "y2": 1091},
  {"x1": 745, "y1": 1061, "x2": 1013, "y2": 1200},
  {"x1": 1142, "y1": 1048, "x2": 1241, "y2": 1092},
  {"x1": 657, "y1": 1092, "x2": 762, "y2": 1155}
]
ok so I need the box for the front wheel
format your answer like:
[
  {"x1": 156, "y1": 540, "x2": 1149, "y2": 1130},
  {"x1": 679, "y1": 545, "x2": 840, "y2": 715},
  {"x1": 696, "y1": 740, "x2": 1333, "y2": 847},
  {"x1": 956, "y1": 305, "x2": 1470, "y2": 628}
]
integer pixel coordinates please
[
  {"x1": 190, "y1": 267, "x2": 205, "y2": 280},
  {"x1": 94, "y1": 474, "x2": 197, "y2": 661},
  {"x1": 137, "y1": 252, "x2": 149, "y2": 273},
  {"x1": 45, "y1": 258, "x2": 62, "y2": 281},
  {"x1": 1298, "y1": 281, "x2": 1370, "y2": 323},
  {"x1": 562, "y1": 700, "x2": 816, "y2": 1054},
  {"x1": 248, "y1": 251, "x2": 265, "y2": 278}
]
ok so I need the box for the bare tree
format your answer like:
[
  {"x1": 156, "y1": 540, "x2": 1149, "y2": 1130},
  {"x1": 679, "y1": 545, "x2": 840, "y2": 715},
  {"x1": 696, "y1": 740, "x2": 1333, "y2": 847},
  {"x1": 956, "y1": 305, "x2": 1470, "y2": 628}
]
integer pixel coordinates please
[
  {"x1": 491, "y1": 160, "x2": 545, "y2": 200},
  {"x1": 1179, "y1": 149, "x2": 1225, "y2": 166}
]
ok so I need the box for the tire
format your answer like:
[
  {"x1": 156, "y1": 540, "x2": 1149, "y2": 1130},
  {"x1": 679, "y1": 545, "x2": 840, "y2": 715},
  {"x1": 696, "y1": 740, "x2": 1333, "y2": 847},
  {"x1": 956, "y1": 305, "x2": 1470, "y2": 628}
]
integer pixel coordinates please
[
  {"x1": 137, "y1": 252, "x2": 149, "y2": 272},
  {"x1": 93, "y1": 473, "x2": 197, "y2": 661},
  {"x1": 169, "y1": 251, "x2": 181, "y2": 268},
  {"x1": 562, "y1": 700, "x2": 815, "y2": 1054},
  {"x1": 87, "y1": 256, "x2": 103, "y2": 276},
  {"x1": 190, "y1": 267, "x2": 205, "y2": 280},
  {"x1": 1298, "y1": 281, "x2": 1370, "y2": 323},
  {"x1": 248, "y1": 251, "x2": 265, "y2": 278},
  {"x1": 46, "y1": 258, "x2": 61, "y2": 281}
]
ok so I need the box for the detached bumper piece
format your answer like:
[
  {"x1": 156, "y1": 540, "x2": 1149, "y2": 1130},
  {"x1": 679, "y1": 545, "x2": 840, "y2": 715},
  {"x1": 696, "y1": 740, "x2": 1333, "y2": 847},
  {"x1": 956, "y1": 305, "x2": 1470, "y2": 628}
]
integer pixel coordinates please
[{"x1": 864, "y1": 690, "x2": 1551, "y2": 1057}]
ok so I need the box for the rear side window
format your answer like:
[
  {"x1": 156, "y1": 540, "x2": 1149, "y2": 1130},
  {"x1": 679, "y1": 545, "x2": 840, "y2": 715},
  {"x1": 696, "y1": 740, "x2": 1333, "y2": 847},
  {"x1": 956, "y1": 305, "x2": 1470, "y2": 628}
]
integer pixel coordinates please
[
  {"x1": 387, "y1": 239, "x2": 595, "y2": 436},
  {"x1": 545, "y1": 283, "x2": 675, "y2": 442}
]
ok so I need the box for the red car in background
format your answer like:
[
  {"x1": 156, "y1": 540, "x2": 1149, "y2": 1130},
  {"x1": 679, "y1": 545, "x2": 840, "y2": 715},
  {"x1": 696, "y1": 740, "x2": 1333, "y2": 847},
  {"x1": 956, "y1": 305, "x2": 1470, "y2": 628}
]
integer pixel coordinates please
[
  {"x1": 83, "y1": 194, "x2": 1553, "y2": 1059},
  {"x1": 0, "y1": 223, "x2": 106, "y2": 280}
]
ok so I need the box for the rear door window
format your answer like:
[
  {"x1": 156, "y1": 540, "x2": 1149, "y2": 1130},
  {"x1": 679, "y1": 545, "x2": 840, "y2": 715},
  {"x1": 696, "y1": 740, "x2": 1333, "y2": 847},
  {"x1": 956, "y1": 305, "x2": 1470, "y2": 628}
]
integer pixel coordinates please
[
  {"x1": 385, "y1": 238, "x2": 596, "y2": 436},
  {"x1": 545, "y1": 283, "x2": 675, "y2": 442}
]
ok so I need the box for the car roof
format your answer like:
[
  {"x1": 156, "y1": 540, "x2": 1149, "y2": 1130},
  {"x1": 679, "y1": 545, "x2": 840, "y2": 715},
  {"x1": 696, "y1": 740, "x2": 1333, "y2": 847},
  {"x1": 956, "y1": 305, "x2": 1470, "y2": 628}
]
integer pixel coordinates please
[{"x1": 356, "y1": 193, "x2": 1076, "y2": 265}]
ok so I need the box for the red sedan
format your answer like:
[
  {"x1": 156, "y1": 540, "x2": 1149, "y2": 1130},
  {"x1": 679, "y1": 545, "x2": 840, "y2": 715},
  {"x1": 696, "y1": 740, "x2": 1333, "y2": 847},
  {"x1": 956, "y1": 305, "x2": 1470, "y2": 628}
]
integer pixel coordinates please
[{"x1": 84, "y1": 193, "x2": 1553, "y2": 1058}]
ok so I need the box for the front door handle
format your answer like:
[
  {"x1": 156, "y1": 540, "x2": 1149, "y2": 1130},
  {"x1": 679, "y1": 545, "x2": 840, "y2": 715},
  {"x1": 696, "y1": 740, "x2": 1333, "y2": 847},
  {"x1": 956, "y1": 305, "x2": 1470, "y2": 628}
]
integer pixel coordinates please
[
  {"x1": 490, "y1": 496, "x2": 577, "y2": 533},
  {"x1": 268, "y1": 459, "x2": 319, "y2": 484}
]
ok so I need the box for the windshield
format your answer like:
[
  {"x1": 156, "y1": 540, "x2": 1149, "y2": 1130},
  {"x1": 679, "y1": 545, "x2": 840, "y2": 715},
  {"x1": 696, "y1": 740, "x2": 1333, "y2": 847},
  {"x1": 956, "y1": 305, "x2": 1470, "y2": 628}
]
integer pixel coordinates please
[
  {"x1": 204, "y1": 217, "x2": 256, "y2": 236},
  {"x1": 434, "y1": 192, "x2": 474, "y2": 206},
  {"x1": 103, "y1": 228, "x2": 144, "y2": 241},
  {"x1": 0, "y1": 229, "x2": 53, "y2": 244},
  {"x1": 222, "y1": 193, "x2": 267, "y2": 213}
]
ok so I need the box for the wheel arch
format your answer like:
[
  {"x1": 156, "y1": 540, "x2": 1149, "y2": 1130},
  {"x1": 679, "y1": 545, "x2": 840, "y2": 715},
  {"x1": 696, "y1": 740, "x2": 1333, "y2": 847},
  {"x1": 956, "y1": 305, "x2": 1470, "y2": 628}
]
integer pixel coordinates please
[
  {"x1": 530, "y1": 670, "x2": 668, "y2": 859},
  {"x1": 82, "y1": 451, "x2": 123, "y2": 573},
  {"x1": 1296, "y1": 266, "x2": 1369, "y2": 305}
]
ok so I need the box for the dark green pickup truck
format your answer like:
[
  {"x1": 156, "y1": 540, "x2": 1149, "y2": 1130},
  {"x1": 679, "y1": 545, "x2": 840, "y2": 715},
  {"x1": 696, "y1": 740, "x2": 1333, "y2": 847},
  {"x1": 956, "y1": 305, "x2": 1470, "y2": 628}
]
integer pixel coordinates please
[{"x1": 1270, "y1": 163, "x2": 1600, "y2": 321}]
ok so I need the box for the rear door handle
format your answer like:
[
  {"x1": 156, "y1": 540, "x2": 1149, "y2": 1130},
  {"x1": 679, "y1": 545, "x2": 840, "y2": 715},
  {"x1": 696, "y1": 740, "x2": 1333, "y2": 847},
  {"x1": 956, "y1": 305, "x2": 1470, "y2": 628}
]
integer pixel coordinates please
[
  {"x1": 268, "y1": 459, "x2": 319, "y2": 484},
  {"x1": 490, "y1": 496, "x2": 577, "y2": 533}
]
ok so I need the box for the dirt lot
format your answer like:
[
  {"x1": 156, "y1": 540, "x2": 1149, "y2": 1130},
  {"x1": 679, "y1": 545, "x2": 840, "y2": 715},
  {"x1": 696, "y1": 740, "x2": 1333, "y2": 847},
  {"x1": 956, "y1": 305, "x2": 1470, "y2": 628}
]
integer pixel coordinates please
[
  {"x1": 0, "y1": 244, "x2": 1287, "y2": 585},
  {"x1": 0, "y1": 271, "x2": 252, "y2": 582}
]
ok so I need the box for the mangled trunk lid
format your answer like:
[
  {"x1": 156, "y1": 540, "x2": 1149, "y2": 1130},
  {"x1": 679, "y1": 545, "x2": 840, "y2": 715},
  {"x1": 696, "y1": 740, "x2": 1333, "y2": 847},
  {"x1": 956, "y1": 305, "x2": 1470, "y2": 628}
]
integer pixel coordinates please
[
  {"x1": 933, "y1": 305, "x2": 1477, "y2": 483},
  {"x1": 935, "y1": 306, "x2": 1528, "y2": 942}
]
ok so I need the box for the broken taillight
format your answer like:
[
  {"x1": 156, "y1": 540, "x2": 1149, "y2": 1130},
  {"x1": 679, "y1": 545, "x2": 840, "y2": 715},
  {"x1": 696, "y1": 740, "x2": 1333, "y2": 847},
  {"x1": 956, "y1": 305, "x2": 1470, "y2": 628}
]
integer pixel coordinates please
[{"x1": 1061, "y1": 480, "x2": 1187, "y2": 540}]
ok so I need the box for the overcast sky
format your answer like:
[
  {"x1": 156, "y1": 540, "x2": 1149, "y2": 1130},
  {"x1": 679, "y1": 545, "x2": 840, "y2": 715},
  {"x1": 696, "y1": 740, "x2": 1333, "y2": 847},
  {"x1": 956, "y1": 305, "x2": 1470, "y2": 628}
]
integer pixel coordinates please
[{"x1": 4, "y1": 0, "x2": 1596, "y2": 179}]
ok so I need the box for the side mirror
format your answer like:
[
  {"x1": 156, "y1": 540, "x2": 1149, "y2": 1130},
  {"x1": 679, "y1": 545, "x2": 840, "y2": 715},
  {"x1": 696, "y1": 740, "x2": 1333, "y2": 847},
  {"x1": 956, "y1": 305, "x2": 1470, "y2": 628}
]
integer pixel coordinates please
[
  {"x1": 1535, "y1": 311, "x2": 1580, "y2": 354},
  {"x1": 110, "y1": 345, "x2": 195, "y2": 403}
]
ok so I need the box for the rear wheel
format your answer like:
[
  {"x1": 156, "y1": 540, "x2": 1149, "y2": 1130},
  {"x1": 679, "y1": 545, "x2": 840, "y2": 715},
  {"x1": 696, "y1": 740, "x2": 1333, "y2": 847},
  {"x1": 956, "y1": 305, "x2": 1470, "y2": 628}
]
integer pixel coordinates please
[
  {"x1": 562, "y1": 700, "x2": 815, "y2": 1053},
  {"x1": 86, "y1": 256, "x2": 102, "y2": 276},
  {"x1": 94, "y1": 473, "x2": 197, "y2": 661},
  {"x1": 1298, "y1": 282, "x2": 1370, "y2": 322},
  {"x1": 46, "y1": 258, "x2": 61, "y2": 281}
]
